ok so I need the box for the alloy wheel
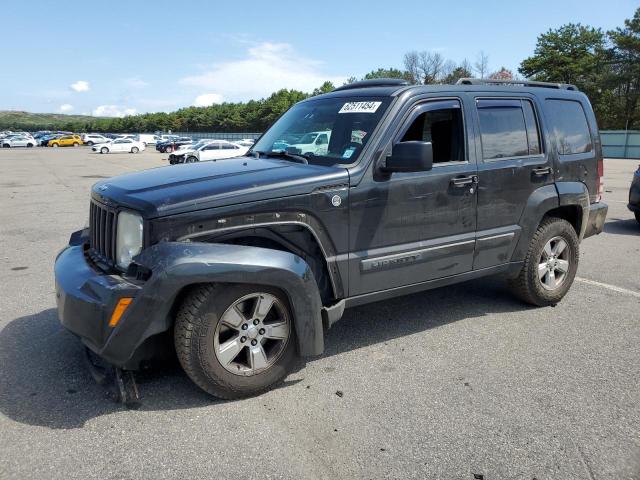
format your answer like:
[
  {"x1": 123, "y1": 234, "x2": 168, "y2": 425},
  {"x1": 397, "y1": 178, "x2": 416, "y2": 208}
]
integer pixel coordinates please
[
  {"x1": 213, "y1": 293, "x2": 290, "y2": 376},
  {"x1": 538, "y1": 236, "x2": 570, "y2": 290}
]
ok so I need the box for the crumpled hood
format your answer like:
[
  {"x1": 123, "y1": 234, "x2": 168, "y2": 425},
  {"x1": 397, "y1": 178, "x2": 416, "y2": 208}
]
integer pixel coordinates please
[{"x1": 92, "y1": 156, "x2": 349, "y2": 218}]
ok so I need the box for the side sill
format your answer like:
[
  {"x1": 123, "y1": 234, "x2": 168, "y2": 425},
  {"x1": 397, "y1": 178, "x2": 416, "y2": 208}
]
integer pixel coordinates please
[{"x1": 343, "y1": 262, "x2": 523, "y2": 309}]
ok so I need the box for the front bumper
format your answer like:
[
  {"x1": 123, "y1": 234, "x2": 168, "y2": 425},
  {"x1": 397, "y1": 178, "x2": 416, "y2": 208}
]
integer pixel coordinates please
[
  {"x1": 583, "y1": 202, "x2": 608, "y2": 239},
  {"x1": 628, "y1": 174, "x2": 640, "y2": 212},
  {"x1": 55, "y1": 236, "x2": 144, "y2": 367}
]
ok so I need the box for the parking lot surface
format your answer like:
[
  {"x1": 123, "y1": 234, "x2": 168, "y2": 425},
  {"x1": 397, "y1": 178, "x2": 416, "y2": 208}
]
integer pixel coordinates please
[{"x1": 0, "y1": 148, "x2": 638, "y2": 479}]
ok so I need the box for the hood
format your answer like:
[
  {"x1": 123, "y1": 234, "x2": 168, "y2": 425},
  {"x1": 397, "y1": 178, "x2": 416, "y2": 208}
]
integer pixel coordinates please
[{"x1": 92, "y1": 156, "x2": 349, "y2": 218}]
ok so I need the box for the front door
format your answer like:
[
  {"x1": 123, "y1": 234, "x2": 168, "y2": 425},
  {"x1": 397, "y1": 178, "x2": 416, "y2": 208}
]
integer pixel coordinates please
[{"x1": 348, "y1": 97, "x2": 478, "y2": 296}]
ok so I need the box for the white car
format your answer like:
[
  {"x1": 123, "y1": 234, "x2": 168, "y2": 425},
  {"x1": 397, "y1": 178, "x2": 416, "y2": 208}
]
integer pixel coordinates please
[
  {"x1": 289, "y1": 131, "x2": 331, "y2": 156},
  {"x1": 2, "y1": 135, "x2": 36, "y2": 148},
  {"x1": 135, "y1": 134, "x2": 161, "y2": 146},
  {"x1": 185, "y1": 141, "x2": 249, "y2": 163},
  {"x1": 93, "y1": 138, "x2": 146, "y2": 154},
  {"x1": 236, "y1": 138, "x2": 256, "y2": 147},
  {"x1": 82, "y1": 133, "x2": 110, "y2": 145}
]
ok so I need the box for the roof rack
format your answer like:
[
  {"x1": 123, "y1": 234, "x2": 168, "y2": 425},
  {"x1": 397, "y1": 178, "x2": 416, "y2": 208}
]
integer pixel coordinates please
[
  {"x1": 456, "y1": 78, "x2": 578, "y2": 91},
  {"x1": 333, "y1": 78, "x2": 411, "y2": 92}
]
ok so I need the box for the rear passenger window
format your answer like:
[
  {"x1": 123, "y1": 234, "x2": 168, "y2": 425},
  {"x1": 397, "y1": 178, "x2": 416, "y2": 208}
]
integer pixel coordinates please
[
  {"x1": 545, "y1": 99, "x2": 592, "y2": 155},
  {"x1": 522, "y1": 100, "x2": 541, "y2": 155},
  {"x1": 477, "y1": 99, "x2": 529, "y2": 159}
]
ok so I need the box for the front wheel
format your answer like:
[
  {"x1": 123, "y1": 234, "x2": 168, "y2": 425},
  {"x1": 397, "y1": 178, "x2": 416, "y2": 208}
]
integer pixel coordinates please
[
  {"x1": 100, "y1": 147, "x2": 108, "y2": 154},
  {"x1": 165, "y1": 146, "x2": 173, "y2": 153},
  {"x1": 509, "y1": 217, "x2": 579, "y2": 306},
  {"x1": 73, "y1": 142, "x2": 79, "y2": 147},
  {"x1": 86, "y1": 141, "x2": 94, "y2": 146},
  {"x1": 635, "y1": 211, "x2": 640, "y2": 224},
  {"x1": 175, "y1": 284, "x2": 296, "y2": 399},
  {"x1": 52, "y1": 143, "x2": 59, "y2": 148},
  {"x1": 131, "y1": 147, "x2": 139, "y2": 154},
  {"x1": 185, "y1": 155, "x2": 198, "y2": 163}
]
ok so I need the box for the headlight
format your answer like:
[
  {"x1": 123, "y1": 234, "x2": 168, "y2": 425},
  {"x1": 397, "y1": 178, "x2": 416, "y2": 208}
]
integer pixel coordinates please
[{"x1": 116, "y1": 211, "x2": 143, "y2": 268}]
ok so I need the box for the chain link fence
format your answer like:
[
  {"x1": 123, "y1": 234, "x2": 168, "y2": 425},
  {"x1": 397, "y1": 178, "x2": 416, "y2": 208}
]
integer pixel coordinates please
[{"x1": 170, "y1": 132, "x2": 262, "y2": 142}]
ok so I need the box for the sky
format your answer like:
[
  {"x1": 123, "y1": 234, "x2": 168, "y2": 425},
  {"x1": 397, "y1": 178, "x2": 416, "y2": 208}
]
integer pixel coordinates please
[{"x1": 0, "y1": 0, "x2": 636, "y2": 117}]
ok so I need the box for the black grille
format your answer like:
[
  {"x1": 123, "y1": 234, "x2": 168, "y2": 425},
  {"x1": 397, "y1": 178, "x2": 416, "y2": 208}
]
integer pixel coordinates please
[{"x1": 89, "y1": 201, "x2": 117, "y2": 263}]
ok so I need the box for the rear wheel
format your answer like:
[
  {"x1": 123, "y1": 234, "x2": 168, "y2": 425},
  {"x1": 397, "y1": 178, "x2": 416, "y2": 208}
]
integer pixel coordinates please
[
  {"x1": 175, "y1": 284, "x2": 296, "y2": 399},
  {"x1": 87, "y1": 141, "x2": 94, "y2": 146},
  {"x1": 3, "y1": 144, "x2": 10, "y2": 148},
  {"x1": 131, "y1": 147, "x2": 139, "y2": 154},
  {"x1": 510, "y1": 217, "x2": 579, "y2": 306},
  {"x1": 100, "y1": 147, "x2": 108, "y2": 154},
  {"x1": 165, "y1": 146, "x2": 173, "y2": 153},
  {"x1": 73, "y1": 142, "x2": 79, "y2": 147},
  {"x1": 52, "y1": 143, "x2": 59, "y2": 148}
]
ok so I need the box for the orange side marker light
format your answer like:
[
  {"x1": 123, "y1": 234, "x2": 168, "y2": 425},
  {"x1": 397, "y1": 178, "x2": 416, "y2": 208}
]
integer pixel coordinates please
[{"x1": 109, "y1": 297, "x2": 133, "y2": 327}]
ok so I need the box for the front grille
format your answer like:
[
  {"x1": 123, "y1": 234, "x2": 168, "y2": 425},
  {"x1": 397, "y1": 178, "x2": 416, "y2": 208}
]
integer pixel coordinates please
[{"x1": 89, "y1": 201, "x2": 117, "y2": 264}]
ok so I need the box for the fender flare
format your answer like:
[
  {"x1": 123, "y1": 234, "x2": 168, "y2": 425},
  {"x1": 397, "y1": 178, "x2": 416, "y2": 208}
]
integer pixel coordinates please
[
  {"x1": 102, "y1": 242, "x2": 325, "y2": 366},
  {"x1": 555, "y1": 181, "x2": 590, "y2": 240},
  {"x1": 511, "y1": 184, "x2": 559, "y2": 261}
]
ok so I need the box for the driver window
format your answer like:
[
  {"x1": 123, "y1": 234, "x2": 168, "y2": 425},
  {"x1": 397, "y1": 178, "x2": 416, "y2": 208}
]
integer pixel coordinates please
[
  {"x1": 316, "y1": 134, "x2": 328, "y2": 145},
  {"x1": 401, "y1": 103, "x2": 465, "y2": 163}
]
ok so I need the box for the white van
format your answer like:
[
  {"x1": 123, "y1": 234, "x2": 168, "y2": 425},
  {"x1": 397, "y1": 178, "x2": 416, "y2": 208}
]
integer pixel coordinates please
[{"x1": 134, "y1": 134, "x2": 161, "y2": 146}]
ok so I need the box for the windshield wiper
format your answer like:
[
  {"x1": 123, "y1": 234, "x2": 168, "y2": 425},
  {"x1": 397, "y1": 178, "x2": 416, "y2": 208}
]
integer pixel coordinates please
[{"x1": 253, "y1": 150, "x2": 309, "y2": 165}]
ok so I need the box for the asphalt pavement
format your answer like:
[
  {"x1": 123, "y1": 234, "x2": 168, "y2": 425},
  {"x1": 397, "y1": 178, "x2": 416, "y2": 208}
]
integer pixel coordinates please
[{"x1": 0, "y1": 147, "x2": 638, "y2": 479}]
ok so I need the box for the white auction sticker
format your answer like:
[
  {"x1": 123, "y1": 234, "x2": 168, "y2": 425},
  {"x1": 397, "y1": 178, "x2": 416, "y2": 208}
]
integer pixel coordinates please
[{"x1": 338, "y1": 101, "x2": 382, "y2": 114}]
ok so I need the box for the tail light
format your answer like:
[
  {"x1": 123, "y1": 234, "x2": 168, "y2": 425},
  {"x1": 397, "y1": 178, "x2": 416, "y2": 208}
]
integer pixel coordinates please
[{"x1": 595, "y1": 156, "x2": 604, "y2": 202}]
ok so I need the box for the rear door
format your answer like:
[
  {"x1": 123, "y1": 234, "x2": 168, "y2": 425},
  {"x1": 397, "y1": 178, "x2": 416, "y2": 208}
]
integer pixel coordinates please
[{"x1": 472, "y1": 95, "x2": 551, "y2": 269}]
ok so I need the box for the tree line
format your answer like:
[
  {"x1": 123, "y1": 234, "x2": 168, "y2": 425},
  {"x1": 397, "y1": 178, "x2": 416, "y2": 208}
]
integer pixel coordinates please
[{"x1": 2, "y1": 7, "x2": 638, "y2": 133}]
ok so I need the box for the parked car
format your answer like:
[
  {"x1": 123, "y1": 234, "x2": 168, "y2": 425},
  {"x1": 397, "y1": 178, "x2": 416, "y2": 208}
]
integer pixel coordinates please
[
  {"x1": 629, "y1": 164, "x2": 640, "y2": 224},
  {"x1": 286, "y1": 131, "x2": 331, "y2": 156},
  {"x1": 40, "y1": 134, "x2": 62, "y2": 146},
  {"x1": 181, "y1": 140, "x2": 249, "y2": 163},
  {"x1": 2, "y1": 135, "x2": 36, "y2": 147},
  {"x1": 49, "y1": 135, "x2": 83, "y2": 147},
  {"x1": 156, "y1": 137, "x2": 192, "y2": 153},
  {"x1": 236, "y1": 138, "x2": 256, "y2": 147},
  {"x1": 159, "y1": 134, "x2": 180, "y2": 142},
  {"x1": 134, "y1": 134, "x2": 160, "y2": 146},
  {"x1": 92, "y1": 138, "x2": 146, "y2": 154},
  {"x1": 167, "y1": 139, "x2": 214, "y2": 163},
  {"x1": 82, "y1": 134, "x2": 110, "y2": 146},
  {"x1": 55, "y1": 78, "x2": 608, "y2": 402}
]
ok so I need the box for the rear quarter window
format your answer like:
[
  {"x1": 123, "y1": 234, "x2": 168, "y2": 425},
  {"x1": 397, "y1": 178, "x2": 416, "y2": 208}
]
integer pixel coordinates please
[{"x1": 545, "y1": 99, "x2": 592, "y2": 155}]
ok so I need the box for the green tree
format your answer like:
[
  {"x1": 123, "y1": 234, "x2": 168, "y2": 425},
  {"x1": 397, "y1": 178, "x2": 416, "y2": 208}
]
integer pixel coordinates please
[{"x1": 362, "y1": 68, "x2": 412, "y2": 81}]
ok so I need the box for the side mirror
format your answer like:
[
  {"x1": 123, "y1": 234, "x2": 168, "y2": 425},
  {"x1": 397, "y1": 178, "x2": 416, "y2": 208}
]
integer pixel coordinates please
[{"x1": 383, "y1": 141, "x2": 433, "y2": 173}]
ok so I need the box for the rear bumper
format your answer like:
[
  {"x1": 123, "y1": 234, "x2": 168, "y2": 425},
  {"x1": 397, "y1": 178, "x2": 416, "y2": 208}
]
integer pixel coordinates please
[{"x1": 583, "y1": 202, "x2": 608, "y2": 239}]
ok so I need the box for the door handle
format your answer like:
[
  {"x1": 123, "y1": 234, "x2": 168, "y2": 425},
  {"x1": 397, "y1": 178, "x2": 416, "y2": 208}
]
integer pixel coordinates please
[
  {"x1": 532, "y1": 166, "x2": 552, "y2": 176},
  {"x1": 451, "y1": 175, "x2": 478, "y2": 187}
]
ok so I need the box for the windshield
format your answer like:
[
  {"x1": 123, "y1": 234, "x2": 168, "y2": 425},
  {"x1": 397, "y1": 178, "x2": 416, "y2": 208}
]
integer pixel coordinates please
[{"x1": 252, "y1": 96, "x2": 392, "y2": 166}]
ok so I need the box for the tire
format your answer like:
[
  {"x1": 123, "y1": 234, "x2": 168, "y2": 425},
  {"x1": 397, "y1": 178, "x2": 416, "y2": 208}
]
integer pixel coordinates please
[
  {"x1": 635, "y1": 211, "x2": 640, "y2": 224},
  {"x1": 175, "y1": 283, "x2": 297, "y2": 399},
  {"x1": 509, "y1": 217, "x2": 579, "y2": 306},
  {"x1": 27, "y1": 143, "x2": 33, "y2": 148},
  {"x1": 165, "y1": 146, "x2": 173, "y2": 153},
  {"x1": 52, "y1": 143, "x2": 59, "y2": 148},
  {"x1": 100, "y1": 147, "x2": 108, "y2": 154},
  {"x1": 186, "y1": 155, "x2": 198, "y2": 163},
  {"x1": 3, "y1": 144, "x2": 10, "y2": 148},
  {"x1": 131, "y1": 147, "x2": 139, "y2": 154},
  {"x1": 73, "y1": 142, "x2": 79, "y2": 147},
  {"x1": 87, "y1": 141, "x2": 94, "y2": 146}
]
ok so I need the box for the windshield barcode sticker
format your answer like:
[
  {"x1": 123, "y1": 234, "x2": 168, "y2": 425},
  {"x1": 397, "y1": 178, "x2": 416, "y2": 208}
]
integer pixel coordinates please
[{"x1": 339, "y1": 101, "x2": 382, "y2": 114}]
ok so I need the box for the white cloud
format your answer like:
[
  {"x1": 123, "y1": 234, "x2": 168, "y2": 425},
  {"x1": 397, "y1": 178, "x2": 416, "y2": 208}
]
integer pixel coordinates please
[
  {"x1": 125, "y1": 77, "x2": 149, "y2": 88},
  {"x1": 70, "y1": 80, "x2": 90, "y2": 92},
  {"x1": 193, "y1": 93, "x2": 224, "y2": 107},
  {"x1": 59, "y1": 104, "x2": 73, "y2": 113},
  {"x1": 92, "y1": 105, "x2": 137, "y2": 117},
  {"x1": 180, "y1": 42, "x2": 346, "y2": 101}
]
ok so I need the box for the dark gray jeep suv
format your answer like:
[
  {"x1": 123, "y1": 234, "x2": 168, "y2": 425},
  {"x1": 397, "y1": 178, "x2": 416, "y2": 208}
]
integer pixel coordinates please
[{"x1": 54, "y1": 78, "x2": 608, "y2": 400}]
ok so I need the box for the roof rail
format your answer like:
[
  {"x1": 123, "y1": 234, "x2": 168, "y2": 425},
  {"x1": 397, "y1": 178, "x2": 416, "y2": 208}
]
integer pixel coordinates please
[
  {"x1": 456, "y1": 77, "x2": 578, "y2": 91},
  {"x1": 333, "y1": 78, "x2": 411, "y2": 92}
]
